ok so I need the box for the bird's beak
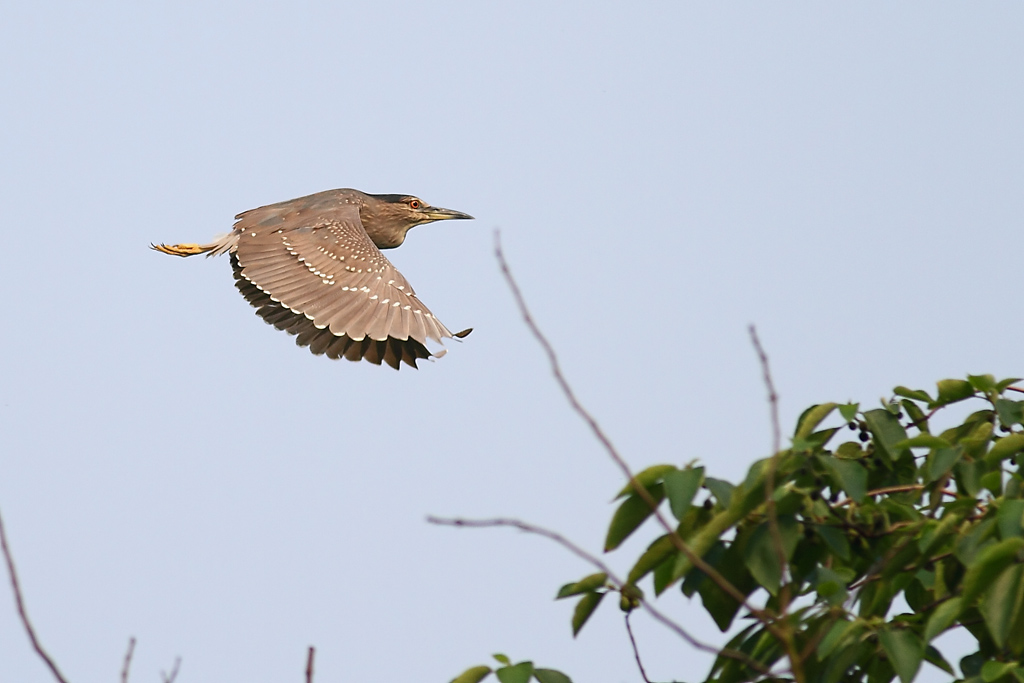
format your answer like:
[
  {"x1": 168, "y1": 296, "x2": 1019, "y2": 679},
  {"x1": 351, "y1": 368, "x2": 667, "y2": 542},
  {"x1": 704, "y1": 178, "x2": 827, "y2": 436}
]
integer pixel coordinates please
[{"x1": 422, "y1": 206, "x2": 474, "y2": 221}]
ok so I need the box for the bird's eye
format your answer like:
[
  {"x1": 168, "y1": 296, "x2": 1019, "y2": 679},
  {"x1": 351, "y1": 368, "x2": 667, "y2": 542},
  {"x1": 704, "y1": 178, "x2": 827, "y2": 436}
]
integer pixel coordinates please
[{"x1": 408, "y1": 199, "x2": 421, "y2": 209}]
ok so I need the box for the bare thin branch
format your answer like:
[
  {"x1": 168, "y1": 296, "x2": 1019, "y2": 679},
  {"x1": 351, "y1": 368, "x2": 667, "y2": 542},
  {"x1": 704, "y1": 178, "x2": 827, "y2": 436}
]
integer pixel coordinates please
[
  {"x1": 625, "y1": 612, "x2": 653, "y2": 683},
  {"x1": 748, "y1": 325, "x2": 788, "y2": 587},
  {"x1": 748, "y1": 325, "x2": 781, "y2": 457},
  {"x1": 121, "y1": 637, "x2": 136, "y2": 683},
  {"x1": 749, "y1": 325, "x2": 804, "y2": 682},
  {"x1": 306, "y1": 646, "x2": 315, "y2": 683},
  {"x1": 0, "y1": 507, "x2": 70, "y2": 683},
  {"x1": 427, "y1": 515, "x2": 769, "y2": 675},
  {"x1": 161, "y1": 657, "x2": 181, "y2": 683},
  {"x1": 494, "y1": 233, "x2": 771, "y2": 627}
]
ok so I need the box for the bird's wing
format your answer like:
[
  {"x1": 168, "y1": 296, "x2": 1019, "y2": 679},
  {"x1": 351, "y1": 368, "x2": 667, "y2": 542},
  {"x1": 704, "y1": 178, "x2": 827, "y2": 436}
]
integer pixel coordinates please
[
  {"x1": 233, "y1": 203, "x2": 454, "y2": 346},
  {"x1": 231, "y1": 255, "x2": 435, "y2": 369}
]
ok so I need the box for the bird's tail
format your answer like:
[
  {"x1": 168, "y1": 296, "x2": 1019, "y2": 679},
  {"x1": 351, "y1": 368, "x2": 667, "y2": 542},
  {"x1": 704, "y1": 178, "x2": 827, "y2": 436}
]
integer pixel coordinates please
[{"x1": 150, "y1": 232, "x2": 238, "y2": 258}]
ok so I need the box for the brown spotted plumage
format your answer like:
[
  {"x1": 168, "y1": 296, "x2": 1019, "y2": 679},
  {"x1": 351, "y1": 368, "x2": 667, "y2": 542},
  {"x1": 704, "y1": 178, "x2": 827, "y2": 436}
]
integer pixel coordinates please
[{"x1": 152, "y1": 189, "x2": 473, "y2": 369}]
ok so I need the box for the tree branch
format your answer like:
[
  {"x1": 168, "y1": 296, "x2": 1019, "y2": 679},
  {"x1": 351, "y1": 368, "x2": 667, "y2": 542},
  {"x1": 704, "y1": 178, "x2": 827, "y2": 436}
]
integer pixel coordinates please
[
  {"x1": 494, "y1": 233, "x2": 781, "y2": 636},
  {"x1": 306, "y1": 646, "x2": 315, "y2": 683},
  {"x1": 748, "y1": 326, "x2": 801, "y2": 683},
  {"x1": 161, "y1": 656, "x2": 181, "y2": 683},
  {"x1": 624, "y1": 612, "x2": 653, "y2": 683},
  {"x1": 427, "y1": 515, "x2": 770, "y2": 675},
  {"x1": 121, "y1": 637, "x2": 136, "y2": 683},
  {"x1": 0, "y1": 507, "x2": 70, "y2": 683}
]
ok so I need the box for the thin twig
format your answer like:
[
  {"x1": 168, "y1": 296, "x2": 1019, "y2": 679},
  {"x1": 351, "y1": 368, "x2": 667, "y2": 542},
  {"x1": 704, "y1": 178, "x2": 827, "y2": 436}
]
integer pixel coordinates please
[
  {"x1": 748, "y1": 326, "x2": 788, "y2": 586},
  {"x1": 121, "y1": 637, "x2": 136, "y2": 683},
  {"x1": 625, "y1": 612, "x2": 653, "y2": 683},
  {"x1": 748, "y1": 326, "x2": 801, "y2": 682},
  {"x1": 427, "y1": 515, "x2": 770, "y2": 675},
  {"x1": 0, "y1": 507, "x2": 70, "y2": 683},
  {"x1": 162, "y1": 656, "x2": 181, "y2": 683},
  {"x1": 306, "y1": 646, "x2": 315, "y2": 683},
  {"x1": 748, "y1": 326, "x2": 781, "y2": 458},
  {"x1": 831, "y1": 484, "x2": 958, "y2": 508},
  {"x1": 494, "y1": 234, "x2": 773, "y2": 628}
]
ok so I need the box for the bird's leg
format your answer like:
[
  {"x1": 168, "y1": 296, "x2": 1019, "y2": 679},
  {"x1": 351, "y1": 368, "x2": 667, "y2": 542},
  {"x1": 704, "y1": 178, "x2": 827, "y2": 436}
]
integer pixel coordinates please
[{"x1": 150, "y1": 242, "x2": 211, "y2": 257}]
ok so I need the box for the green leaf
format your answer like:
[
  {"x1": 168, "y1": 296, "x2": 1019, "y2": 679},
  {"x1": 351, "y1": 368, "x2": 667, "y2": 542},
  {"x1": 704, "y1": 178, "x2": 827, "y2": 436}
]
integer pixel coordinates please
[
  {"x1": 962, "y1": 652, "x2": 985, "y2": 678},
  {"x1": 691, "y1": 542, "x2": 758, "y2": 631},
  {"x1": 627, "y1": 536, "x2": 674, "y2": 585},
  {"x1": 924, "y1": 597, "x2": 961, "y2": 642},
  {"x1": 902, "y1": 399, "x2": 930, "y2": 433},
  {"x1": 980, "y1": 564, "x2": 1024, "y2": 649},
  {"x1": 614, "y1": 465, "x2": 676, "y2": 498},
  {"x1": 996, "y1": 399, "x2": 1024, "y2": 427},
  {"x1": 533, "y1": 669, "x2": 573, "y2": 683},
  {"x1": 495, "y1": 662, "x2": 534, "y2": 683},
  {"x1": 923, "y1": 644, "x2": 954, "y2": 675},
  {"x1": 605, "y1": 484, "x2": 665, "y2": 551},
  {"x1": 863, "y1": 408, "x2": 909, "y2": 463},
  {"x1": 703, "y1": 478, "x2": 733, "y2": 508},
  {"x1": 987, "y1": 433, "x2": 1024, "y2": 464},
  {"x1": 556, "y1": 573, "x2": 607, "y2": 598},
  {"x1": 817, "y1": 619, "x2": 856, "y2": 659},
  {"x1": 452, "y1": 666, "x2": 493, "y2": 683},
  {"x1": 663, "y1": 467, "x2": 703, "y2": 521},
  {"x1": 818, "y1": 456, "x2": 867, "y2": 503},
  {"x1": 964, "y1": 420, "x2": 995, "y2": 457},
  {"x1": 935, "y1": 379, "x2": 975, "y2": 406},
  {"x1": 571, "y1": 592, "x2": 604, "y2": 636},
  {"x1": 956, "y1": 518, "x2": 997, "y2": 565},
  {"x1": 894, "y1": 386, "x2": 932, "y2": 403},
  {"x1": 956, "y1": 460, "x2": 982, "y2": 497},
  {"x1": 834, "y1": 441, "x2": 863, "y2": 459},
  {"x1": 742, "y1": 516, "x2": 800, "y2": 595},
  {"x1": 997, "y1": 378, "x2": 1024, "y2": 391},
  {"x1": 982, "y1": 661, "x2": 1018, "y2": 682},
  {"x1": 879, "y1": 628, "x2": 924, "y2": 683},
  {"x1": 961, "y1": 537, "x2": 1024, "y2": 607},
  {"x1": 816, "y1": 525, "x2": 851, "y2": 561},
  {"x1": 895, "y1": 434, "x2": 951, "y2": 449},
  {"x1": 838, "y1": 403, "x2": 860, "y2": 422},
  {"x1": 981, "y1": 470, "x2": 1003, "y2": 496},
  {"x1": 493, "y1": 654, "x2": 511, "y2": 666},
  {"x1": 652, "y1": 550, "x2": 677, "y2": 595},
  {"x1": 968, "y1": 374, "x2": 998, "y2": 392},
  {"x1": 813, "y1": 566, "x2": 852, "y2": 606},
  {"x1": 998, "y1": 499, "x2": 1024, "y2": 540},
  {"x1": 926, "y1": 447, "x2": 963, "y2": 483},
  {"x1": 796, "y1": 403, "x2": 837, "y2": 440}
]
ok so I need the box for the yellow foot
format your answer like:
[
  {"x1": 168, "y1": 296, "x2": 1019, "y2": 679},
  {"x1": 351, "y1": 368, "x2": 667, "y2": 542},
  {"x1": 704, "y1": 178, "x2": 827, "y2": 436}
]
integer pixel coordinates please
[{"x1": 150, "y1": 242, "x2": 208, "y2": 257}]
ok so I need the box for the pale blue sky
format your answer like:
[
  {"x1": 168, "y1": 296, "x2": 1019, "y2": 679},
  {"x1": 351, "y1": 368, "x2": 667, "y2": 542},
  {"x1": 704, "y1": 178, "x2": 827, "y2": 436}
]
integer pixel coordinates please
[{"x1": 1, "y1": 3, "x2": 1022, "y2": 682}]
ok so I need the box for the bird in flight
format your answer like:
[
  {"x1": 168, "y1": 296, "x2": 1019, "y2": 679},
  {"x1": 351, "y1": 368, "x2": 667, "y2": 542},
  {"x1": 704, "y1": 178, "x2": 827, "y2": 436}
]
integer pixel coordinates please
[{"x1": 153, "y1": 189, "x2": 473, "y2": 369}]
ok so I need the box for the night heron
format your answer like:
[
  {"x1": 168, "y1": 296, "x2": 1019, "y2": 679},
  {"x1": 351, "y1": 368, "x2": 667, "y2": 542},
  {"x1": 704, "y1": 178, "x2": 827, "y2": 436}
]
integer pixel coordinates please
[{"x1": 152, "y1": 189, "x2": 473, "y2": 369}]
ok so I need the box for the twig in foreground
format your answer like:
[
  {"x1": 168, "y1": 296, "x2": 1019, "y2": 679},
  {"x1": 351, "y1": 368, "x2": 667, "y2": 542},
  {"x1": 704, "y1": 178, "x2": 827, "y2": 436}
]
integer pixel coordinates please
[
  {"x1": 306, "y1": 646, "x2": 315, "y2": 683},
  {"x1": 161, "y1": 656, "x2": 181, "y2": 683},
  {"x1": 494, "y1": 233, "x2": 778, "y2": 633},
  {"x1": 625, "y1": 612, "x2": 653, "y2": 683},
  {"x1": 427, "y1": 515, "x2": 769, "y2": 675},
  {"x1": 121, "y1": 637, "x2": 136, "y2": 683},
  {"x1": 748, "y1": 325, "x2": 781, "y2": 458},
  {"x1": 748, "y1": 325, "x2": 802, "y2": 673},
  {"x1": 0, "y1": 507, "x2": 70, "y2": 683}
]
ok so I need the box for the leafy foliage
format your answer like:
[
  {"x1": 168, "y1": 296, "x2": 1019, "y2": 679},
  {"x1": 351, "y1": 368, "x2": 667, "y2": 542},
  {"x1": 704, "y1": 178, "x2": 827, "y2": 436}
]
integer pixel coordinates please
[
  {"x1": 450, "y1": 654, "x2": 573, "y2": 683},
  {"x1": 454, "y1": 376, "x2": 1024, "y2": 683}
]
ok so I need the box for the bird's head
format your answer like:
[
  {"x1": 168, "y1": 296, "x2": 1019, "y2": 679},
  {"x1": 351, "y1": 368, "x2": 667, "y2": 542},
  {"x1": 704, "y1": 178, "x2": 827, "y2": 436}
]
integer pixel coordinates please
[{"x1": 361, "y1": 194, "x2": 474, "y2": 249}]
